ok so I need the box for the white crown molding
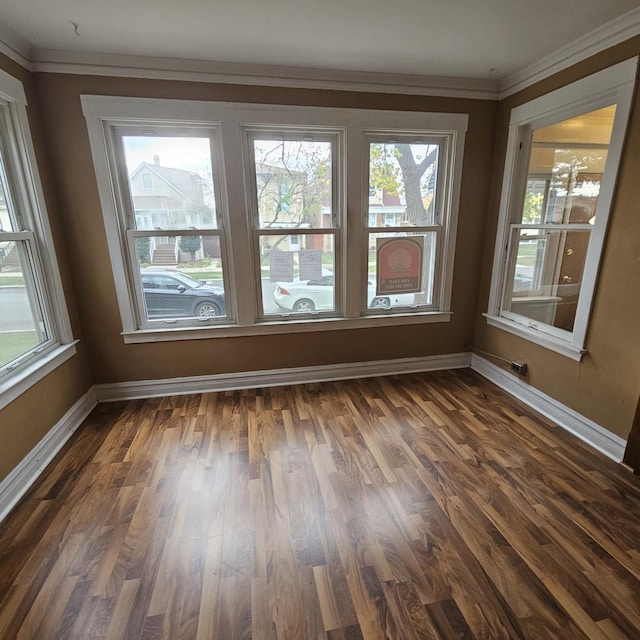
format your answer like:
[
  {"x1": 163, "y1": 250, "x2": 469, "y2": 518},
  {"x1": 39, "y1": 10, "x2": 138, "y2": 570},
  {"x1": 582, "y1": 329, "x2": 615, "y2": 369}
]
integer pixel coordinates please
[
  {"x1": 94, "y1": 352, "x2": 472, "y2": 401},
  {"x1": 0, "y1": 388, "x2": 97, "y2": 524},
  {"x1": 500, "y1": 6, "x2": 640, "y2": 99},
  {"x1": 471, "y1": 354, "x2": 627, "y2": 462},
  {"x1": 0, "y1": 22, "x2": 32, "y2": 70},
  {"x1": 2, "y1": 8, "x2": 639, "y2": 100},
  {"x1": 29, "y1": 49, "x2": 499, "y2": 100}
]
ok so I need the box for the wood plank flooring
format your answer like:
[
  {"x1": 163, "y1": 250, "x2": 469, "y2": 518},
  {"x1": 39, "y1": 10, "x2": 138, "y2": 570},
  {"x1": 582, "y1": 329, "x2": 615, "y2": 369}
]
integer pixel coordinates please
[{"x1": 1, "y1": 369, "x2": 639, "y2": 639}]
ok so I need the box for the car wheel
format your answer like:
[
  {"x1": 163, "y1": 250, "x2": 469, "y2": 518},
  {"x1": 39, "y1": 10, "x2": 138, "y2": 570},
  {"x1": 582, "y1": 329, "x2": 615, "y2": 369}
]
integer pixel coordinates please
[
  {"x1": 293, "y1": 298, "x2": 315, "y2": 312},
  {"x1": 371, "y1": 296, "x2": 390, "y2": 308},
  {"x1": 195, "y1": 300, "x2": 221, "y2": 318}
]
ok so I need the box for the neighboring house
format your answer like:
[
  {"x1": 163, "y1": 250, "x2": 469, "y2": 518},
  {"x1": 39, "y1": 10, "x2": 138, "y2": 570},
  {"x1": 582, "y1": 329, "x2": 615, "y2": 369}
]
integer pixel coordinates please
[{"x1": 128, "y1": 156, "x2": 215, "y2": 264}]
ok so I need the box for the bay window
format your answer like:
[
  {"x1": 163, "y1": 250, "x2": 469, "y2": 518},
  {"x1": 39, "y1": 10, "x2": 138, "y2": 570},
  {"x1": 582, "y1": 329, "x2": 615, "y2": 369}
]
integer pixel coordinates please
[{"x1": 82, "y1": 96, "x2": 467, "y2": 342}]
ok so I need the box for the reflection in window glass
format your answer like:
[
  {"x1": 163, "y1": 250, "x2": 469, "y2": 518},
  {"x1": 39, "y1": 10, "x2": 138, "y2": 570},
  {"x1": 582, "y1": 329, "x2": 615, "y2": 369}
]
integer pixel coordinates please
[
  {"x1": 522, "y1": 106, "x2": 615, "y2": 225},
  {"x1": 504, "y1": 228, "x2": 591, "y2": 333},
  {"x1": 506, "y1": 105, "x2": 616, "y2": 334},
  {"x1": 262, "y1": 233, "x2": 335, "y2": 315},
  {"x1": 253, "y1": 139, "x2": 332, "y2": 230},
  {"x1": 368, "y1": 142, "x2": 439, "y2": 228},
  {"x1": 122, "y1": 136, "x2": 217, "y2": 230}
]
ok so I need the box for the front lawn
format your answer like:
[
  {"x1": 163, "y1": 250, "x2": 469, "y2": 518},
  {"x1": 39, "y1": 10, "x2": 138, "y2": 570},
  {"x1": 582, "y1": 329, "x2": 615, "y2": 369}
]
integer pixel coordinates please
[{"x1": 0, "y1": 331, "x2": 39, "y2": 367}]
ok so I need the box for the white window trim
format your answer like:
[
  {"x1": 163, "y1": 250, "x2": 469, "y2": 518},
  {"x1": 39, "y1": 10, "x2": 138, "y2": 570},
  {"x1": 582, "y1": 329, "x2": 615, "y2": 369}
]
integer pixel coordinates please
[
  {"x1": 0, "y1": 70, "x2": 76, "y2": 410},
  {"x1": 82, "y1": 95, "x2": 467, "y2": 343},
  {"x1": 486, "y1": 57, "x2": 638, "y2": 360}
]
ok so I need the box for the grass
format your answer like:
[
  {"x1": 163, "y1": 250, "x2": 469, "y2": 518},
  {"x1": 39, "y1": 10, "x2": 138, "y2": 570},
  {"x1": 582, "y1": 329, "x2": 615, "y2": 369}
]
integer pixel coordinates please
[
  {"x1": 0, "y1": 331, "x2": 39, "y2": 367},
  {"x1": 0, "y1": 274, "x2": 25, "y2": 286}
]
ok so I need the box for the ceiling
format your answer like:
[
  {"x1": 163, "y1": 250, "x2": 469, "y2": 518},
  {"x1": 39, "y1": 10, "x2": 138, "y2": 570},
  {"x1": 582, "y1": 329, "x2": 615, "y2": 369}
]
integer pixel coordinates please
[{"x1": 0, "y1": 0, "x2": 639, "y2": 88}]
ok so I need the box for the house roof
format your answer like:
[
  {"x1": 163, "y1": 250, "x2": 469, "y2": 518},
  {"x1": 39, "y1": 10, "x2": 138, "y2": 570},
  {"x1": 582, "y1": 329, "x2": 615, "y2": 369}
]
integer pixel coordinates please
[{"x1": 130, "y1": 162, "x2": 202, "y2": 207}]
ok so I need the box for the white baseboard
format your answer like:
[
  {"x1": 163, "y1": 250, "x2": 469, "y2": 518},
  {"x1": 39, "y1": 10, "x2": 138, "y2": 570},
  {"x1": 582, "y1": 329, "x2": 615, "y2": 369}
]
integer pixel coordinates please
[
  {"x1": 471, "y1": 354, "x2": 626, "y2": 462},
  {"x1": 0, "y1": 389, "x2": 97, "y2": 523},
  {"x1": 94, "y1": 352, "x2": 472, "y2": 402}
]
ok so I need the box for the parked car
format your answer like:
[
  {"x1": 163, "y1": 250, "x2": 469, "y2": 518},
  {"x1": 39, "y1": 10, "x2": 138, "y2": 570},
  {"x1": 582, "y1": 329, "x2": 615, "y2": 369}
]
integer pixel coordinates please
[
  {"x1": 273, "y1": 269, "x2": 415, "y2": 312},
  {"x1": 140, "y1": 268, "x2": 225, "y2": 318}
]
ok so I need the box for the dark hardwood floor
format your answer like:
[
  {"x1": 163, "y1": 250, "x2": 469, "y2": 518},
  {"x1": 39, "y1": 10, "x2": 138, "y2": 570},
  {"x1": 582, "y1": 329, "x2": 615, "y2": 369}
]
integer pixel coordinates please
[{"x1": 1, "y1": 369, "x2": 639, "y2": 639}]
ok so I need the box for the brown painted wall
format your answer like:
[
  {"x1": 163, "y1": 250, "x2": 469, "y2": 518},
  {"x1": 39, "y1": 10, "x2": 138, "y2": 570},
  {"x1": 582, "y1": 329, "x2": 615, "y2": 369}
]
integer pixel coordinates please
[
  {"x1": 474, "y1": 37, "x2": 640, "y2": 440},
  {"x1": 0, "y1": 54, "x2": 92, "y2": 483},
  {"x1": 32, "y1": 73, "x2": 497, "y2": 385}
]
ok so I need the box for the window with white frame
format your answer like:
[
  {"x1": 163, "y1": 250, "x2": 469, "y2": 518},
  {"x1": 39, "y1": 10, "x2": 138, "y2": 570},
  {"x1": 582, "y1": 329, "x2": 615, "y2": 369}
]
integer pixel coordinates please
[
  {"x1": 0, "y1": 70, "x2": 75, "y2": 409},
  {"x1": 82, "y1": 97, "x2": 466, "y2": 342},
  {"x1": 486, "y1": 58, "x2": 637, "y2": 360},
  {"x1": 110, "y1": 127, "x2": 230, "y2": 327}
]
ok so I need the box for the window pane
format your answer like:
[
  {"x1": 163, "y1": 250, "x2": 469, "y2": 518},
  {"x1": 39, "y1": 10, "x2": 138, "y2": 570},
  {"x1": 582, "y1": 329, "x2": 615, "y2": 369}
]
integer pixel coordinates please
[
  {"x1": 0, "y1": 241, "x2": 48, "y2": 369},
  {"x1": 133, "y1": 235, "x2": 226, "y2": 321},
  {"x1": 261, "y1": 233, "x2": 335, "y2": 315},
  {"x1": 522, "y1": 106, "x2": 615, "y2": 225},
  {"x1": 122, "y1": 136, "x2": 218, "y2": 230},
  {"x1": 367, "y1": 231, "x2": 436, "y2": 308},
  {"x1": 368, "y1": 142, "x2": 439, "y2": 227},
  {"x1": 253, "y1": 139, "x2": 332, "y2": 230},
  {"x1": 504, "y1": 227, "x2": 591, "y2": 332},
  {"x1": 0, "y1": 155, "x2": 18, "y2": 232}
]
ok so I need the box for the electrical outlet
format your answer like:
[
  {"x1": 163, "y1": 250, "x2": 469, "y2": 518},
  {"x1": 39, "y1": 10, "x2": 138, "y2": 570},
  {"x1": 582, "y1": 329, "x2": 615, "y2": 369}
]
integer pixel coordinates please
[{"x1": 511, "y1": 361, "x2": 527, "y2": 375}]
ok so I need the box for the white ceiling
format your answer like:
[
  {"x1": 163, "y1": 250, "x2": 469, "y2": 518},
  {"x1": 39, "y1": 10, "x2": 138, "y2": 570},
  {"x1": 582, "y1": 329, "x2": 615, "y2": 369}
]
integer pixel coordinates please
[{"x1": 0, "y1": 0, "x2": 639, "y2": 85}]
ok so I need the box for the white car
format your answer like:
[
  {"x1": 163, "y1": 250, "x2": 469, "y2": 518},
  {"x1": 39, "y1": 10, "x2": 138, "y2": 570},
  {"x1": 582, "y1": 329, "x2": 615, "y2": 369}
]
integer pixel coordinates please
[{"x1": 273, "y1": 269, "x2": 416, "y2": 312}]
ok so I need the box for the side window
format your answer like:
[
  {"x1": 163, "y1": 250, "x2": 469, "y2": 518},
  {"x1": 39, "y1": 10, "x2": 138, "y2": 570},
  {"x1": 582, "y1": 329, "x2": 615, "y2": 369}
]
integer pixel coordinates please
[
  {"x1": 0, "y1": 70, "x2": 75, "y2": 408},
  {"x1": 487, "y1": 58, "x2": 637, "y2": 359}
]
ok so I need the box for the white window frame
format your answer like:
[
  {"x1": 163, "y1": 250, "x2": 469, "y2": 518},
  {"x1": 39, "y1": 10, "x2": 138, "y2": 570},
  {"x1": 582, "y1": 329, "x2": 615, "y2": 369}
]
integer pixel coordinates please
[
  {"x1": 0, "y1": 70, "x2": 76, "y2": 410},
  {"x1": 82, "y1": 96, "x2": 467, "y2": 343},
  {"x1": 362, "y1": 133, "x2": 451, "y2": 314},
  {"x1": 486, "y1": 58, "x2": 637, "y2": 361},
  {"x1": 106, "y1": 122, "x2": 233, "y2": 330},
  {"x1": 244, "y1": 127, "x2": 343, "y2": 321}
]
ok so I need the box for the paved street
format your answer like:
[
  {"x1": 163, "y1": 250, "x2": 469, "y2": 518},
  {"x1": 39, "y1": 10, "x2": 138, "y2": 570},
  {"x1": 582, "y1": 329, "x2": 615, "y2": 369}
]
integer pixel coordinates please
[
  {"x1": 0, "y1": 282, "x2": 281, "y2": 331},
  {"x1": 0, "y1": 287, "x2": 35, "y2": 331}
]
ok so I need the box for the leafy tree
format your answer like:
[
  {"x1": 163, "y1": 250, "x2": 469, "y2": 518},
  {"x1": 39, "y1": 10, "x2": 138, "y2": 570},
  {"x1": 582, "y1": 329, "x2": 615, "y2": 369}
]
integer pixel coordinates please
[
  {"x1": 369, "y1": 143, "x2": 438, "y2": 226},
  {"x1": 254, "y1": 140, "x2": 331, "y2": 263},
  {"x1": 136, "y1": 236, "x2": 151, "y2": 263},
  {"x1": 179, "y1": 235, "x2": 201, "y2": 262}
]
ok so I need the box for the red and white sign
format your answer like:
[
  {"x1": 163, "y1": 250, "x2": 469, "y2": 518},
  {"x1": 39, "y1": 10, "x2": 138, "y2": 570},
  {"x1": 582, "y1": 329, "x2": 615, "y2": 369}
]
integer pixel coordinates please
[{"x1": 376, "y1": 237, "x2": 424, "y2": 294}]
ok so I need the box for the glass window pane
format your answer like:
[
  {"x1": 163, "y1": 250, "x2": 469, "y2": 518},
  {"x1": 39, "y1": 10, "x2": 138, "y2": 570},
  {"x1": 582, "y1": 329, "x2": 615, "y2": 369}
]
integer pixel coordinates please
[
  {"x1": 367, "y1": 231, "x2": 436, "y2": 308},
  {"x1": 122, "y1": 136, "x2": 218, "y2": 230},
  {"x1": 522, "y1": 106, "x2": 616, "y2": 225},
  {"x1": 261, "y1": 233, "x2": 335, "y2": 315},
  {"x1": 0, "y1": 155, "x2": 18, "y2": 232},
  {"x1": 368, "y1": 142, "x2": 439, "y2": 227},
  {"x1": 133, "y1": 235, "x2": 226, "y2": 321},
  {"x1": 0, "y1": 241, "x2": 48, "y2": 368},
  {"x1": 253, "y1": 139, "x2": 332, "y2": 230},
  {"x1": 504, "y1": 228, "x2": 591, "y2": 333}
]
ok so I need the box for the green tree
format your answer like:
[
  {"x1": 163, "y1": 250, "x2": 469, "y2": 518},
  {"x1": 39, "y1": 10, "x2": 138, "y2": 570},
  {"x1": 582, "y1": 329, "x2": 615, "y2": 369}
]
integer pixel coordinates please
[
  {"x1": 179, "y1": 235, "x2": 201, "y2": 262},
  {"x1": 136, "y1": 237, "x2": 151, "y2": 264}
]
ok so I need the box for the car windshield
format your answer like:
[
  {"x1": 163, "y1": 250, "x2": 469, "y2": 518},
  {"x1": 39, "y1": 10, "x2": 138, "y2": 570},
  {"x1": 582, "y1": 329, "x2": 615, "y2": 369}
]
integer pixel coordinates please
[{"x1": 172, "y1": 272, "x2": 205, "y2": 288}]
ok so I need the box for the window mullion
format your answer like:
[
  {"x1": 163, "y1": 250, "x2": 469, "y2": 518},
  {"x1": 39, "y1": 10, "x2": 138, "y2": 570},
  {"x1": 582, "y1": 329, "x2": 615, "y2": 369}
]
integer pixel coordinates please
[
  {"x1": 344, "y1": 127, "x2": 364, "y2": 319},
  {"x1": 220, "y1": 119, "x2": 257, "y2": 325}
]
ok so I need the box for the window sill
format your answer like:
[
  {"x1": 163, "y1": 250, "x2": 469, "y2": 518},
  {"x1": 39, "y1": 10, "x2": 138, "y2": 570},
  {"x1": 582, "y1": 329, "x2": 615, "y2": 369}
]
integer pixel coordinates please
[
  {"x1": 483, "y1": 314, "x2": 586, "y2": 361},
  {"x1": 0, "y1": 341, "x2": 79, "y2": 411},
  {"x1": 122, "y1": 311, "x2": 452, "y2": 343}
]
